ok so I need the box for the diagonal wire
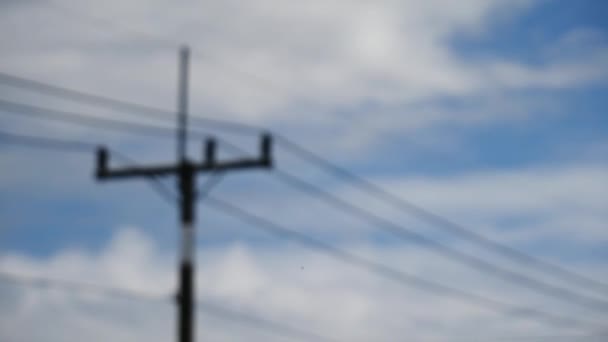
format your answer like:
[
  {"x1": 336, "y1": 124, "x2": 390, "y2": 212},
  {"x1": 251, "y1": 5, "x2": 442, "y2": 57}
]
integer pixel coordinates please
[
  {"x1": 0, "y1": 38, "x2": 605, "y2": 316},
  {"x1": 27, "y1": 3, "x2": 608, "y2": 298},
  {"x1": 198, "y1": 172, "x2": 226, "y2": 201},
  {"x1": 0, "y1": 97, "x2": 258, "y2": 160},
  {"x1": 203, "y1": 196, "x2": 601, "y2": 331},
  {"x1": 0, "y1": 129, "x2": 181, "y2": 209},
  {"x1": 0, "y1": 129, "x2": 174, "y2": 208},
  {"x1": 0, "y1": 129, "x2": 97, "y2": 153},
  {"x1": 2, "y1": 69, "x2": 607, "y2": 300},
  {"x1": 269, "y1": 168, "x2": 608, "y2": 313},
  {"x1": 0, "y1": 136, "x2": 332, "y2": 340},
  {"x1": 0, "y1": 98, "x2": 186, "y2": 139},
  {"x1": 3, "y1": 96, "x2": 608, "y2": 317},
  {"x1": 0, "y1": 129, "x2": 224, "y2": 211},
  {"x1": 0, "y1": 71, "x2": 262, "y2": 135},
  {"x1": 276, "y1": 135, "x2": 608, "y2": 296},
  {"x1": 200, "y1": 300, "x2": 339, "y2": 342},
  {"x1": 109, "y1": 150, "x2": 226, "y2": 208},
  {"x1": 4, "y1": 125, "x2": 608, "y2": 316},
  {"x1": 0, "y1": 130, "x2": 602, "y2": 331},
  {"x1": 0, "y1": 270, "x2": 337, "y2": 342}
]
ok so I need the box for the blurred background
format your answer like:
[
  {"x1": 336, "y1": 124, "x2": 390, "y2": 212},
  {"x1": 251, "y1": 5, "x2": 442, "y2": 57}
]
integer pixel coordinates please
[{"x1": 0, "y1": 0, "x2": 607, "y2": 341}]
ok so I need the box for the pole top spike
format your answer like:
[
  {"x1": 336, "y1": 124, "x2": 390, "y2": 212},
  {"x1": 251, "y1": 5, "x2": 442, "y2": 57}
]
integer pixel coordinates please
[
  {"x1": 96, "y1": 146, "x2": 109, "y2": 179},
  {"x1": 260, "y1": 133, "x2": 272, "y2": 168}
]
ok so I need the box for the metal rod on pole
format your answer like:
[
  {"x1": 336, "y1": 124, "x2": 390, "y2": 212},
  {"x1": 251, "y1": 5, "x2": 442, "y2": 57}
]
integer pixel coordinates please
[{"x1": 177, "y1": 46, "x2": 190, "y2": 161}]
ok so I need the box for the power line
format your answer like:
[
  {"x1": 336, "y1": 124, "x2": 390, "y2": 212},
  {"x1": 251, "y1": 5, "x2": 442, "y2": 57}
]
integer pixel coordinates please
[
  {"x1": 0, "y1": 97, "x2": 242, "y2": 156},
  {"x1": 3, "y1": 6, "x2": 605, "y2": 336},
  {"x1": 0, "y1": 270, "x2": 164, "y2": 303},
  {"x1": 4, "y1": 94, "x2": 608, "y2": 319},
  {"x1": 0, "y1": 130, "x2": 601, "y2": 331},
  {"x1": 0, "y1": 98, "x2": 187, "y2": 139},
  {"x1": 0, "y1": 71, "x2": 262, "y2": 135},
  {"x1": 28, "y1": 5, "x2": 608, "y2": 299},
  {"x1": 1, "y1": 270, "x2": 604, "y2": 342},
  {"x1": 270, "y1": 169, "x2": 608, "y2": 313},
  {"x1": 3, "y1": 68, "x2": 606, "y2": 300},
  {"x1": 0, "y1": 13, "x2": 597, "y2": 316},
  {"x1": 203, "y1": 196, "x2": 600, "y2": 331},
  {"x1": 0, "y1": 130, "x2": 96, "y2": 153},
  {"x1": 4, "y1": 125, "x2": 608, "y2": 317},
  {"x1": 198, "y1": 172, "x2": 226, "y2": 201},
  {"x1": 0, "y1": 270, "x2": 336, "y2": 342},
  {"x1": 64, "y1": 7, "x2": 608, "y2": 299},
  {"x1": 199, "y1": 301, "x2": 339, "y2": 342},
  {"x1": 11, "y1": 1, "x2": 595, "y2": 330},
  {"x1": 0, "y1": 129, "x2": 221, "y2": 209},
  {"x1": 0, "y1": 71, "x2": 171, "y2": 116},
  {"x1": 0, "y1": 129, "x2": 182, "y2": 210},
  {"x1": 0, "y1": 97, "x2": 256, "y2": 159},
  {"x1": 276, "y1": 136, "x2": 608, "y2": 297}
]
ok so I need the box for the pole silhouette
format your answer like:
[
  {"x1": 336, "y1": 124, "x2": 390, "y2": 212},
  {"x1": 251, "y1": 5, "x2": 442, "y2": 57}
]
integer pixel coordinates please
[{"x1": 94, "y1": 46, "x2": 272, "y2": 342}]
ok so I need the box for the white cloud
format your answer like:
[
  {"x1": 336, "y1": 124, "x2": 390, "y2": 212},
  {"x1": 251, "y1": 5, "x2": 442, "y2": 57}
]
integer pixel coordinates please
[
  {"x1": 0, "y1": 0, "x2": 604, "y2": 163},
  {"x1": 1, "y1": 0, "x2": 605, "y2": 128},
  {"x1": 1, "y1": 226, "x2": 606, "y2": 341}
]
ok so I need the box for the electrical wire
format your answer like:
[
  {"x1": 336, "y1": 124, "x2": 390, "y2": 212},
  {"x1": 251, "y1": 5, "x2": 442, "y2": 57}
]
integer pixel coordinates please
[
  {"x1": 0, "y1": 129, "x2": 96, "y2": 153},
  {"x1": 0, "y1": 98, "x2": 186, "y2": 139},
  {"x1": 0, "y1": 71, "x2": 262, "y2": 135},
  {"x1": 3, "y1": 96, "x2": 608, "y2": 323},
  {"x1": 0, "y1": 129, "x2": 178, "y2": 209},
  {"x1": 3, "y1": 69, "x2": 606, "y2": 300},
  {"x1": 0, "y1": 270, "x2": 336, "y2": 342},
  {"x1": 30, "y1": 2, "x2": 608, "y2": 299},
  {"x1": 7, "y1": 4, "x2": 607, "y2": 335},
  {"x1": 276, "y1": 135, "x2": 608, "y2": 297},
  {"x1": 198, "y1": 172, "x2": 226, "y2": 201},
  {"x1": 0, "y1": 134, "x2": 333, "y2": 340},
  {"x1": 0, "y1": 129, "x2": 217, "y2": 209},
  {"x1": 0, "y1": 97, "x2": 258, "y2": 160},
  {"x1": 270, "y1": 169, "x2": 608, "y2": 313},
  {"x1": 0, "y1": 130, "x2": 601, "y2": 331},
  {"x1": 3, "y1": 122, "x2": 608, "y2": 317},
  {"x1": 202, "y1": 197, "x2": 601, "y2": 331}
]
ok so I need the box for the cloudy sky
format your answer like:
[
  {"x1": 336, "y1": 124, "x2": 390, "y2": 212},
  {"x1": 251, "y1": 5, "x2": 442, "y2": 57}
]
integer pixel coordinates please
[{"x1": 0, "y1": 0, "x2": 607, "y2": 341}]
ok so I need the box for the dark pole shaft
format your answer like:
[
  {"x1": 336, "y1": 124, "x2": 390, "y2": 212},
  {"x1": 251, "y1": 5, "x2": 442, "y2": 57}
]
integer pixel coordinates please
[
  {"x1": 177, "y1": 46, "x2": 190, "y2": 161},
  {"x1": 177, "y1": 45, "x2": 194, "y2": 342},
  {"x1": 178, "y1": 162, "x2": 195, "y2": 342}
]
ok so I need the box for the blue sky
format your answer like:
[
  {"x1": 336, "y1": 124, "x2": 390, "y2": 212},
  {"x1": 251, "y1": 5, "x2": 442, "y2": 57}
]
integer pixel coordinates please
[{"x1": 1, "y1": 0, "x2": 607, "y2": 341}]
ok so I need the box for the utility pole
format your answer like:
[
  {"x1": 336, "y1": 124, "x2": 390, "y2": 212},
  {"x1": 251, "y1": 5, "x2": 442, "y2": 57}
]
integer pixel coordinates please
[{"x1": 94, "y1": 46, "x2": 272, "y2": 342}]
